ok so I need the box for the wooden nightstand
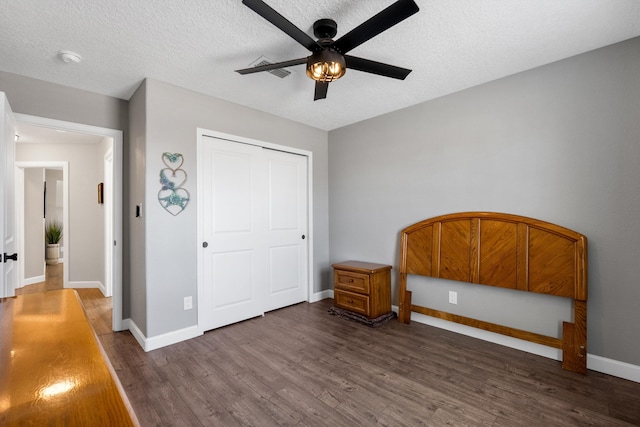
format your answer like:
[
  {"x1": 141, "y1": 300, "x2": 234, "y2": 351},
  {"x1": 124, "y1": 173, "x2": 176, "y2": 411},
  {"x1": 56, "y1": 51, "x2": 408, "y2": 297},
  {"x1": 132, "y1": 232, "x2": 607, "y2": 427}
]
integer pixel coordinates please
[{"x1": 332, "y1": 261, "x2": 392, "y2": 318}]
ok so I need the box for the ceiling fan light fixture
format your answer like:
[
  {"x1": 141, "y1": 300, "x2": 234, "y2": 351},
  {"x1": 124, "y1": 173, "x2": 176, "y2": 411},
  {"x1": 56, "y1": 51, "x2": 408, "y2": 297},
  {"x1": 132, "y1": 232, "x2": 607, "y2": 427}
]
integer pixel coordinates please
[{"x1": 306, "y1": 50, "x2": 346, "y2": 82}]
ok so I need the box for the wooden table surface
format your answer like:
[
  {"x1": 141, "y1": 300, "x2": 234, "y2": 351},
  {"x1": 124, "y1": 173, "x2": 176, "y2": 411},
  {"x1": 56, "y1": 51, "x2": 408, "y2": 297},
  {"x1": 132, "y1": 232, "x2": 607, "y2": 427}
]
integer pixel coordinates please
[{"x1": 0, "y1": 289, "x2": 138, "y2": 426}]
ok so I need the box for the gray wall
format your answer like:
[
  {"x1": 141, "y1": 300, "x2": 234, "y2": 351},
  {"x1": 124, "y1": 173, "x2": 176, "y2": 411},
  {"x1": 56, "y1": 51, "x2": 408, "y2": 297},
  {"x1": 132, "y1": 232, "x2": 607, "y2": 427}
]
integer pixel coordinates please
[
  {"x1": 136, "y1": 78, "x2": 330, "y2": 338},
  {"x1": 328, "y1": 37, "x2": 640, "y2": 366},
  {"x1": 23, "y1": 168, "x2": 44, "y2": 280},
  {"x1": 128, "y1": 81, "x2": 147, "y2": 334},
  {"x1": 17, "y1": 143, "x2": 105, "y2": 284},
  {"x1": 0, "y1": 71, "x2": 128, "y2": 131}
]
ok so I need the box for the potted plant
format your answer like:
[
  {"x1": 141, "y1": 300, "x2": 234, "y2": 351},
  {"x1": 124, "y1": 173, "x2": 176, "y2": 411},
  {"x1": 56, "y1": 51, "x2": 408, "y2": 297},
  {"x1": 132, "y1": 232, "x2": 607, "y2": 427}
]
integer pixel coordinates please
[{"x1": 44, "y1": 220, "x2": 63, "y2": 265}]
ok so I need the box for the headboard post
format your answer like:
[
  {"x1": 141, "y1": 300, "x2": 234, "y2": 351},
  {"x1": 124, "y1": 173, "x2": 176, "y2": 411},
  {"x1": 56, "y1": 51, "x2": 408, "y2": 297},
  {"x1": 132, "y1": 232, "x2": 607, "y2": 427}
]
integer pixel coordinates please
[
  {"x1": 398, "y1": 231, "x2": 412, "y2": 324},
  {"x1": 399, "y1": 288, "x2": 412, "y2": 324},
  {"x1": 562, "y1": 300, "x2": 587, "y2": 374}
]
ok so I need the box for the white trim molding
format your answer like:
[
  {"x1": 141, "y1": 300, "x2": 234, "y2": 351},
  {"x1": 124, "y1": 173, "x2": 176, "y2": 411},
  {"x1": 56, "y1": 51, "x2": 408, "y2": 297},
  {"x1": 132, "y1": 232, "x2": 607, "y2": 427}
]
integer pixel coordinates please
[
  {"x1": 23, "y1": 275, "x2": 45, "y2": 286},
  {"x1": 128, "y1": 319, "x2": 202, "y2": 352},
  {"x1": 587, "y1": 354, "x2": 640, "y2": 383},
  {"x1": 311, "y1": 289, "x2": 333, "y2": 303},
  {"x1": 69, "y1": 280, "x2": 102, "y2": 289}
]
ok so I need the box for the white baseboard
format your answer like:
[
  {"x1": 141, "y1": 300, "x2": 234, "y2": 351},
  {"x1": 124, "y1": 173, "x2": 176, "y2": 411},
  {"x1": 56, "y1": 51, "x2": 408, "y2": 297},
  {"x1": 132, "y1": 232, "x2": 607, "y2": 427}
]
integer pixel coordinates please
[
  {"x1": 407, "y1": 309, "x2": 562, "y2": 360},
  {"x1": 394, "y1": 305, "x2": 640, "y2": 384},
  {"x1": 23, "y1": 275, "x2": 45, "y2": 286},
  {"x1": 67, "y1": 280, "x2": 102, "y2": 289},
  {"x1": 587, "y1": 354, "x2": 640, "y2": 383},
  {"x1": 118, "y1": 318, "x2": 132, "y2": 333},
  {"x1": 124, "y1": 291, "x2": 332, "y2": 352},
  {"x1": 125, "y1": 290, "x2": 334, "y2": 352},
  {"x1": 127, "y1": 319, "x2": 202, "y2": 352},
  {"x1": 310, "y1": 289, "x2": 333, "y2": 303},
  {"x1": 97, "y1": 281, "x2": 107, "y2": 296},
  {"x1": 127, "y1": 320, "x2": 146, "y2": 350}
]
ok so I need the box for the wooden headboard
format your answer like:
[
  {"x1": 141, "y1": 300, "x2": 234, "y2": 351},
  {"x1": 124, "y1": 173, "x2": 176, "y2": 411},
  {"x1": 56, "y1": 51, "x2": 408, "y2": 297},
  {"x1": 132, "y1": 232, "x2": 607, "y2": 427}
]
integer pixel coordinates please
[{"x1": 398, "y1": 212, "x2": 588, "y2": 374}]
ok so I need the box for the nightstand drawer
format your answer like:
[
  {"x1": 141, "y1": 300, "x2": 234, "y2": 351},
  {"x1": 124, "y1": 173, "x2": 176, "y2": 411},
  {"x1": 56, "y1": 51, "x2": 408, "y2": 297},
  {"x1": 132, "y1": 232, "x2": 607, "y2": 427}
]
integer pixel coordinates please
[
  {"x1": 334, "y1": 290, "x2": 369, "y2": 316},
  {"x1": 334, "y1": 270, "x2": 370, "y2": 294}
]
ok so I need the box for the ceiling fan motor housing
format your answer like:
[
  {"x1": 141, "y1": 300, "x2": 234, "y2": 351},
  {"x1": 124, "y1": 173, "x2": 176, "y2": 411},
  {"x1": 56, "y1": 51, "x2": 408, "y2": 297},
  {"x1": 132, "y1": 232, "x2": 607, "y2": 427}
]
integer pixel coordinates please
[
  {"x1": 313, "y1": 19, "x2": 338, "y2": 41},
  {"x1": 308, "y1": 19, "x2": 345, "y2": 82}
]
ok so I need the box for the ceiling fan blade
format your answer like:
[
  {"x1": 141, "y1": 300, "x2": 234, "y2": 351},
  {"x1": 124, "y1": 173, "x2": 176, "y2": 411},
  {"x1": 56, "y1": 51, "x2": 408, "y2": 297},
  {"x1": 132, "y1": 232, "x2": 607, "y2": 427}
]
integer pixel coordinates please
[
  {"x1": 314, "y1": 81, "x2": 329, "y2": 101},
  {"x1": 333, "y1": 0, "x2": 419, "y2": 54},
  {"x1": 242, "y1": 0, "x2": 321, "y2": 51},
  {"x1": 235, "y1": 58, "x2": 307, "y2": 75},
  {"x1": 345, "y1": 56, "x2": 412, "y2": 80}
]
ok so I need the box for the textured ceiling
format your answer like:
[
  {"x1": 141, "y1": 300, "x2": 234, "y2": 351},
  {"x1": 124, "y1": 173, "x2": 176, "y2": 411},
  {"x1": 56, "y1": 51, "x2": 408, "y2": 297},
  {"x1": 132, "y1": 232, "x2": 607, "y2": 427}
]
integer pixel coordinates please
[{"x1": 2, "y1": 0, "x2": 640, "y2": 131}]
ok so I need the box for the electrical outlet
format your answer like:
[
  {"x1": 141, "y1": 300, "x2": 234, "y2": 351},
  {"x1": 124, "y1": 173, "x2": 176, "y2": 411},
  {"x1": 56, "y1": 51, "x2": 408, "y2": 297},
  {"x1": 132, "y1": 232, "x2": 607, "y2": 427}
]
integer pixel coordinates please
[
  {"x1": 448, "y1": 291, "x2": 458, "y2": 305},
  {"x1": 184, "y1": 296, "x2": 193, "y2": 310}
]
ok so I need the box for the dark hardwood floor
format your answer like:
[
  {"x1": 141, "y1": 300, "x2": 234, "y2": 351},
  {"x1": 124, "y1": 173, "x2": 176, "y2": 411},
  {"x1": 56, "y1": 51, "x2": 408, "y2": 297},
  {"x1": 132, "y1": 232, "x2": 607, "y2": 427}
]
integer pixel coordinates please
[{"x1": 18, "y1": 267, "x2": 640, "y2": 426}]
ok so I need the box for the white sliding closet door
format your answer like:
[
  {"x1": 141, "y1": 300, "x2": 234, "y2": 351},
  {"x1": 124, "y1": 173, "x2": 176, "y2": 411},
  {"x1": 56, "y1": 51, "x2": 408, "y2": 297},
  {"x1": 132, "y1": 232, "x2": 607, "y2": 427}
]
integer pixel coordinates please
[
  {"x1": 263, "y1": 148, "x2": 308, "y2": 312},
  {"x1": 199, "y1": 136, "x2": 308, "y2": 332}
]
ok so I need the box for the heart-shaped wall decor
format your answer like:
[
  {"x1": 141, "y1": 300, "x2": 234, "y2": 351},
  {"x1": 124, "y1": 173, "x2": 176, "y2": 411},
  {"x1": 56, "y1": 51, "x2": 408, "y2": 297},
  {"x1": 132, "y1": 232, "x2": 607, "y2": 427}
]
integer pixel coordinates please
[
  {"x1": 158, "y1": 152, "x2": 190, "y2": 216},
  {"x1": 158, "y1": 188, "x2": 190, "y2": 216},
  {"x1": 160, "y1": 168, "x2": 187, "y2": 190},
  {"x1": 162, "y1": 152, "x2": 184, "y2": 171}
]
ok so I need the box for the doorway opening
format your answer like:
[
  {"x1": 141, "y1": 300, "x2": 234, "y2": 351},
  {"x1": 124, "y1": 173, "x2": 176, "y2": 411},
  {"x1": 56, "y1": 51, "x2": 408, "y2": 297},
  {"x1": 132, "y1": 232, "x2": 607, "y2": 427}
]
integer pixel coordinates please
[
  {"x1": 15, "y1": 162, "x2": 69, "y2": 289},
  {"x1": 14, "y1": 114, "x2": 124, "y2": 331}
]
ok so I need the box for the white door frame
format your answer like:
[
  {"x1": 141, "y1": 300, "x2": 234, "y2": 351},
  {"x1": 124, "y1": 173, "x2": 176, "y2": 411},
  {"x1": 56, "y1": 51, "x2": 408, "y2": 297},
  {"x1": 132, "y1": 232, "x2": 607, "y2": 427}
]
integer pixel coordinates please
[
  {"x1": 196, "y1": 128, "x2": 314, "y2": 334},
  {"x1": 14, "y1": 114, "x2": 124, "y2": 331},
  {"x1": 104, "y1": 148, "x2": 114, "y2": 297},
  {"x1": 0, "y1": 93, "x2": 16, "y2": 298},
  {"x1": 15, "y1": 161, "x2": 69, "y2": 289}
]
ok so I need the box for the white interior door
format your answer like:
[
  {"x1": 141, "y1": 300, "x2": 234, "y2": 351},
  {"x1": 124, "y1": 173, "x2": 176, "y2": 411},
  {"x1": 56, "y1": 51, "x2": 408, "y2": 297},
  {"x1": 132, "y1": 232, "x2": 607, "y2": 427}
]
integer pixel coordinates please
[
  {"x1": 1, "y1": 93, "x2": 17, "y2": 298},
  {"x1": 263, "y1": 148, "x2": 308, "y2": 311},
  {"x1": 199, "y1": 136, "x2": 309, "y2": 332},
  {"x1": 200, "y1": 138, "x2": 266, "y2": 331}
]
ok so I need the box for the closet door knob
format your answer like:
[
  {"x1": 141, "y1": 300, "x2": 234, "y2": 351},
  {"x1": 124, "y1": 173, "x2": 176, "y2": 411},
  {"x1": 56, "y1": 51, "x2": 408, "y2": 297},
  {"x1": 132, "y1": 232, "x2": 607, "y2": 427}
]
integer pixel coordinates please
[
  {"x1": 301, "y1": 235, "x2": 306, "y2": 240},
  {"x1": 202, "y1": 242, "x2": 208, "y2": 248}
]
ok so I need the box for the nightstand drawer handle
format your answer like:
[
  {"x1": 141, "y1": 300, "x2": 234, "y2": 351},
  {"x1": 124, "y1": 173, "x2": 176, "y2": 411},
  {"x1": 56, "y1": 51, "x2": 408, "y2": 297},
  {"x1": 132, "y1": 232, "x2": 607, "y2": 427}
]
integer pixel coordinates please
[{"x1": 348, "y1": 279, "x2": 354, "y2": 283}]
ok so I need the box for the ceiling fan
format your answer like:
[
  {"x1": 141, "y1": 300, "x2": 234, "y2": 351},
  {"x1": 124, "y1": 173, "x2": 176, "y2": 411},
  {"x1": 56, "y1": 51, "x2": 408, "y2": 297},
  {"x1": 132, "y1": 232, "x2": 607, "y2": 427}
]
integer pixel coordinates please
[{"x1": 235, "y1": 0, "x2": 420, "y2": 101}]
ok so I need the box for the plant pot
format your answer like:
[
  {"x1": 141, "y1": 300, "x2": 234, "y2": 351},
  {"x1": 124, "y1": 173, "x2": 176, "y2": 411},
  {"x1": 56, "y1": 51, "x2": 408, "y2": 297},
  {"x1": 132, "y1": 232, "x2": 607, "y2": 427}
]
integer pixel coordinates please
[{"x1": 46, "y1": 244, "x2": 60, "y2": 265}]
